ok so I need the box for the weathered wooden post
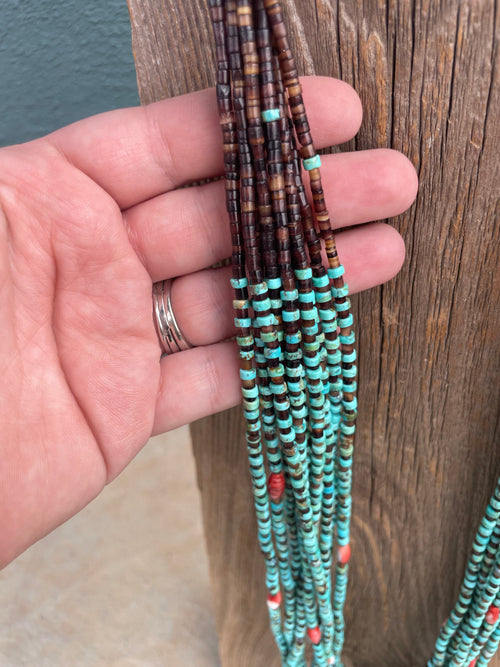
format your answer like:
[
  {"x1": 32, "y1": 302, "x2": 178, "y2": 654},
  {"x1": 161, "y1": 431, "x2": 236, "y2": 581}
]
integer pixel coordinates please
[{"x1": 128, "y1": 1, "x2": 500, "y2": 664}]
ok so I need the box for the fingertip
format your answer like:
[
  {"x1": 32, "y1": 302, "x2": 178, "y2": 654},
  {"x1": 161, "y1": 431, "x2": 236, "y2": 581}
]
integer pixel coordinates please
[
  {"x1": 153, "y1": 340, "x2": 241, "y2": 435},
  {"x1": 301, "y1": 76, "x2": 363, "y2": 146},
  {"x1": 377, "y1": 222, "x2": 406, "y2": 281},
  {"x1": 338, "y1": 222, "x2": 406, "y2": 294},
  {"x1": 329, "y1": 78, "x2": 363, "y2": 139},
  {"x1": 378, "y1": 148, "x2": 419, "y2": 214},
  {"x1": 203, "y1": 340, "x2": 242, "y2": 417},
  {"x1": 326, "y1": 148, "x2": 417, "y2": 225}
]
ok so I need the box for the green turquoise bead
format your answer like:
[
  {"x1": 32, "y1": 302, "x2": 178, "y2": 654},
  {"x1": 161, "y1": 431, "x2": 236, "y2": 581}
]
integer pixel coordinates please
[
  {"x1": 328, "y1": 265, "x2": 345, "y2": 279},
  {"x1": 261, "y1": 108, "x2": 280, "y2": 122},
  {"x1": 303, "y1": 154, "x2": 322, "y2": 170}
]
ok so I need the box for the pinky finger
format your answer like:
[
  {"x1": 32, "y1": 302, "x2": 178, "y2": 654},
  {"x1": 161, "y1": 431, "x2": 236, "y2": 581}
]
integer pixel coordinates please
[{"x1": 153, "y1": 340, "x2": 241, "y2": 435}]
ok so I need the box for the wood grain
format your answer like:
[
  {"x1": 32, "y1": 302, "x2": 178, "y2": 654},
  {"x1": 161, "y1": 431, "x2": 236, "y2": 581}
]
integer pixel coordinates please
[{"x1": 127, "y1": 1, "x2": 500, "y2": 664}]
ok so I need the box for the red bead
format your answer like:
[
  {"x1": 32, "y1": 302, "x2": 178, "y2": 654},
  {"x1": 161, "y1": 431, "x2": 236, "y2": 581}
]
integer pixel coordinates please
[
  {"x1": 469, "y1": 660, "x2": 477, "y2": 667},
  {"x1": 337, "y1": 544, "x2": 351, "y2": 564},
  {"x1": 486, "y1": 605, "x2": 500, "y2": 624},
  {"x1": 307, "y1": 626, "x2": 321, "y2": 644},
  {"x1": 266, "y1": 591, "x2": 282, "y2": 610},
  {"x1": 268, "y1": 472, "x2": 285, "y2": 501}
]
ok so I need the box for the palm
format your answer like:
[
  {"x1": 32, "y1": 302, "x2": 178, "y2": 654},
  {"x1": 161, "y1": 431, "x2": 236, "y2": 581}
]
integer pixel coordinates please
[
  {"x1": 1, "y1": 140, "x2": 159, "y2": 564},
  {"x1": 0, "y1": 78, "x2": 417, "y2": 567}
]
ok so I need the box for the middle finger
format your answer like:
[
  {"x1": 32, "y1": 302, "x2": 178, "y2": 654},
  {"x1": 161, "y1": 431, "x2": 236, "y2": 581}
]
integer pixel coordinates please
[{"x1": 124, "y1": 148, "x2": 417, "y2": 282}]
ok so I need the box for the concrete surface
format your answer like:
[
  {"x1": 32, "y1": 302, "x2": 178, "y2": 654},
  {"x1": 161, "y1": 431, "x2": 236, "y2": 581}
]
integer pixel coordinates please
[
  {"x1": 0, "y1": 1, "x2": 139, "y2": 147},
  {"x1": 0, "y1": 427, "x2": 220, "y2": 667}
]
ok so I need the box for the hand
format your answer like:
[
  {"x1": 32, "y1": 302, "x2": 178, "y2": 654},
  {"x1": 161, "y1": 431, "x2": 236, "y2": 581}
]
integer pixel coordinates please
[{"x1": 0, "y1": 77, "x2": 417, "y2": 567}]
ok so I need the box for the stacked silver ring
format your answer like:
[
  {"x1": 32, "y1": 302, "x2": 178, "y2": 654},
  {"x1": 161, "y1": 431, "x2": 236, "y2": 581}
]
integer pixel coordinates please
[{"x1": 152, "y1": 279, "x2": 192, "y2": 355}]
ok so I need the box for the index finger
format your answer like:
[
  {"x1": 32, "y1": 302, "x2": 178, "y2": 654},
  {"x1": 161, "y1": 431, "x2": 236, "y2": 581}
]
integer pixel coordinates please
[{"x1": 46, "y1": 77, "x2": 362, "y2": 210}]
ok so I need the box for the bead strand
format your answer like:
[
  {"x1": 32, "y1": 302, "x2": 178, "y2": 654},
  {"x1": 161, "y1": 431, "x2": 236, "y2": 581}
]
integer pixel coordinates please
[
  {"x1": 210, "y1": 2, "x2": 357, "y2": 664},
  {"x1": 208, "y1": 4, "x2": 500, "y2": 666},
  {"x1": 429, "y1": 479, "x2": 500, "y2": 667}
]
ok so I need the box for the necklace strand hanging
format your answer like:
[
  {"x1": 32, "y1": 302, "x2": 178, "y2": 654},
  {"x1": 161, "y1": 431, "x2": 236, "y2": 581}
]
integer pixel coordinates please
[{"x1": 207, "y1": 2, "x2": 500, "y2": 665}]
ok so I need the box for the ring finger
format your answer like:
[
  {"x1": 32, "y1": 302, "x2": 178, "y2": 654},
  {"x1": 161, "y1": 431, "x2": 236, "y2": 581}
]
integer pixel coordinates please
[
  {"x1": 124, "y1": 147, "x2": 417, "y2": 283},
  {"x1": 165, "y1": 220, "x2": 405, "y2": 349}
]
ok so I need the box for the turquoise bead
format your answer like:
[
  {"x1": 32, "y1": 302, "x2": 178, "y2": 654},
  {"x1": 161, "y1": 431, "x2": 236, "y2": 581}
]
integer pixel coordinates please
[
  {"x1": 322, "y1": 321, "x2": 337, "y2": 333},
  {"x1": 281, "y1": 289, "x2": 299, "y2": 300},
  {"x1": 287, "y1": 380, "x2": 303, "y2": 392},
  {"x1": 332, "y1": 283, "x2": 349, "y2": 297},
  {"x1": 339, "y1": 313, "x2": 354, "y2": 328},
  {"x1": 315, "y1": 291, "x2": 331, "y2": 303},
  {"x1": 235, "y1": 316, "x2": 252, "y2": 328},
  {"x1": 327, "y1": 265, "x2": 345, "y2": 279},
  {"x1": 266, "y1": 277, "x2": 282, "y2": 289},
  {"x1": 250, "y1": 282, "x2": 268, "y2": 295},
  {"x1": 260, "y1": 329, "x2": 278, "y2": 342},
  {"x1": 237, "y1": 335, "x2": 254, "y2": 346},
  {"x1": 261, "y1": 108, "x2": 280, "y2": 122},
  {"x1": 318, "y1": 307, "x2": 335, "y2": 320},
  {"x1": 334, "y1": 299, "x2": 351, "y2": 312},
  {"x1": 342, "y1": 350, "x2": 357, "y2": 363},
  {"x1": 302, "y1": 324, "x2": 319, "y2": 335},
  {"x1": 230, "y1": 277, "x2": 248, "y2": 288},
  {"x1": 340, "y1": 332, "x2": 356, "y2": 345},
  {"x1": 285, "y1": 332, "x2": 302, "y2": 344},
  {"x1": 285, "y1": 350, "x2": 303, "y2": 361},
  {"x1": 298, "y1": 290, "x2": 316, "y2": 303},
  {"x1": 253, "y1": 297, "x2": 272, "y2": 311},
  {"x1": 306, "y1": 367, "x2": 323, "y2": 380},
  {"x1": 312, "y1": 274, "x2": 330, "y2": 287},
  {"x1": 300, "y1": 309, "x2": 319, "y2": 321},
  {"x1": 255, "y1": 314, "x2": 275, "y2": 327},
  {"x1": 295, "y1": 267, "x2": 313, "y2": 279},
  {"x1": 303, "y1": 352, "x2": 321, "y2": 367},
  {"x1": 303, "y1": 154, "x2": 322, "y2": 170},
  {"x1": 242, "y1": 386, "x2": 258, "y2": 398}
]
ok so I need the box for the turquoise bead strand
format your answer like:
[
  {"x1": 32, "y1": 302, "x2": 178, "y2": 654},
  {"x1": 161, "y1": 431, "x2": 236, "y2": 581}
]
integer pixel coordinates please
[
  {"x1": 209, "y1": 2, "x2": 500, "y2": 667},
  {"x1": 428, "y1": 479, "x2": 500, "y2": 667},
  {"x1": 209, "y1": 1, "x2": 358, "y2": 664}
]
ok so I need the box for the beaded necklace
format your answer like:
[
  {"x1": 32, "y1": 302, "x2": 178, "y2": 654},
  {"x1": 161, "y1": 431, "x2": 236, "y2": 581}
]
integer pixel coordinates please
[{"x1": 207, "y1": 2, "x2": 500, "y2": 665}]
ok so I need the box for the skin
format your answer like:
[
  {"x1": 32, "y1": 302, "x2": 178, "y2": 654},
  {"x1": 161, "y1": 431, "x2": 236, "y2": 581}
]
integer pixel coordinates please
[{"x1": 0, "y1": 77, "x2": 418, "y2": 568}]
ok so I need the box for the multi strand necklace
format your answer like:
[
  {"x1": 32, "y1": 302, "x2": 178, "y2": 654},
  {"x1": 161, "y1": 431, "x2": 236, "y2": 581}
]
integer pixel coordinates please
[
  {"x1": 428, "y1": 481, "x2": 500, "y2": 667},
  {"x1": 207, "y1": 1, "x2": 500, "y2": 665}
]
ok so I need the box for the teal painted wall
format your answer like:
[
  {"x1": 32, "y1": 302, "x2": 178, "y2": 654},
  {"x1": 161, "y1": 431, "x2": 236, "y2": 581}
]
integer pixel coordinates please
[{"x1": 0, "y1": 0, "x2": 139, "y2": 147}]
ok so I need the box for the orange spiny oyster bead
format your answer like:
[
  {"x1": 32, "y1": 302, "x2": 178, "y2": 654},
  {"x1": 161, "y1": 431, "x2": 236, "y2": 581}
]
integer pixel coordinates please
[
  {"x1": 307, "y1": 626, "x2": 321, "y2": 644},
  {"x1": 486, "y1": 605, "x2": 500, "y2": 624},
  {"x1": 337, "y1": 543, "x2": 352, "y2": 564},
  {"x1": 268, "y1": 472, "x2": 285, "y2": 501},
  {"x1": 267, "y1": 591, "x2": 282, "y2": 610}
]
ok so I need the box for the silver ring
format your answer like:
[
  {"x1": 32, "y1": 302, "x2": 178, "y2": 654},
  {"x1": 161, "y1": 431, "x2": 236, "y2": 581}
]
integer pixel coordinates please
[{"x1": 152, "y1": 280, "x2": 192, "y2": 355}]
